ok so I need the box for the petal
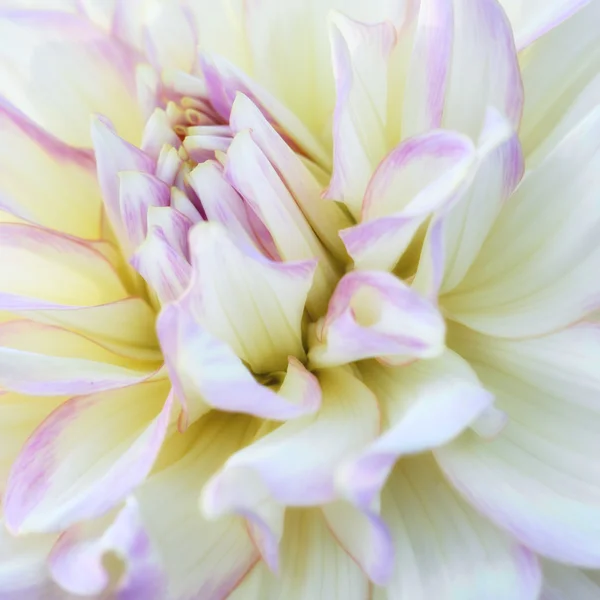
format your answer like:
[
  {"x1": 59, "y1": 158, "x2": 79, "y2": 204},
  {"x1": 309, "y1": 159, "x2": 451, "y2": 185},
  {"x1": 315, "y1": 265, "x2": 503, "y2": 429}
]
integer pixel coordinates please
[
  {"x1": 0, "y1": 320, "x2": 158, "y2": 396},
  {"x1": 340, "y1": 130, "x2": 475, "y2": 271},
  {"x1": 119, "y1": 171, "x2": 170, "y2": 252},
  {"x1": 229, "y1": 92, "x2": 352, "y2": 263},
  {"x1": 49, "y1": 499, "x2": 165, "y2": 599},
  {"x1": 157, "y1": 303, "x2": 321, "y2": 426},
  {"x1": 518, "y1": 0, "x2": 600, "y2": 157},
  {"x1": 224, "y1": 130, "x2": 341, "y2": 316},
  {"x1": 135, "y1": 412, "x2": 259, "y2": 600},
  {"x1": 130, "y1": 227, "x2": 191, "y2": 305},
  {"x1": 0, "y1": 223, "x2": 128, "y2": 307},
  {"x1": 146, "y1": 206, "x2": 192, "y2": 260},
  {"x1": 201, "y1": 367, "x2": 379, "y2": 523},
  {"x1": 438, "y1": 322, "x2": 600, "y2": 567},
  {"x1": 5, "y1": 380, "x2": 172, "y2": 534},
  {"x1": 326, "y1": 13, "x2": 397, "y2": 218},
  {"x1": 0, "y1": 10, "x2": 143, "y2": 147},
  {"x1": 444, "y1": 104, "x2": 600, "y2": 337},
  {"x1": 541, "y1": 562, "x2": 600, "y2": 600},
  {"x1": 140, "y1": 108, "x2": 181, "y2": 160},
  {"x1": 439, "y1": 108, "x2": 524, "y2": 294},
  {"x1": 308, "y1": 270, "x2": 446, "y2": 368},
  {"x1": 91, "y1": 116, "x2": 155, "y2": 247},
  {"x1": 442, "y1": 0, "x2": 523, "y2": 138},
  {"x1": 181, "y1": 221, "x2": 316, "y2": 374},
  {"x1": 379, "y1": 455, "x2": 541, "y2": 599},
  {"x1": 500, "y1": 0, "x2": 592, "y2": 50},
  {"x1": 0, "y1": 98, "x2": 102, "y2": 238},
  {"x1": 337, "y1": 351, "x2": 493, "y2": 508}
]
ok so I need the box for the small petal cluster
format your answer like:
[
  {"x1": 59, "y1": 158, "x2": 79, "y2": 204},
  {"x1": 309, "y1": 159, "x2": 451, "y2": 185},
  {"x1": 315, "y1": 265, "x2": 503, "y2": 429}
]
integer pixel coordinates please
[{"x1": 0, "y1": 0, "x2": 599, "y2": 598}]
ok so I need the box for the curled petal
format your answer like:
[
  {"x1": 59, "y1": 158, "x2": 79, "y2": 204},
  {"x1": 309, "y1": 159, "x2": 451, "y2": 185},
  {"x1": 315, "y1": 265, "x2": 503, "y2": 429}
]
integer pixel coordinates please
[{"x1": 309, "y1": 270, "x2": 445, "y2": 368}]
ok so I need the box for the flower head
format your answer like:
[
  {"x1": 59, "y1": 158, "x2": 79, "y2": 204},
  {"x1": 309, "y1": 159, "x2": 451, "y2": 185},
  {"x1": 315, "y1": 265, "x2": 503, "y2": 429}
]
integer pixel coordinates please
[{"x1": 0, "y1": 0, "x2": 599, "y2": 598}]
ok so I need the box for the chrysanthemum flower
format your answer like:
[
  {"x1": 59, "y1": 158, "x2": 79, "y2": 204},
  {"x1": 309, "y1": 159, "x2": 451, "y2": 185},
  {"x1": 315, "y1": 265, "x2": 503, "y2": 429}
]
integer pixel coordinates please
[{"x1": 0, "y1": 0, "x2": 599, "y2": 597}]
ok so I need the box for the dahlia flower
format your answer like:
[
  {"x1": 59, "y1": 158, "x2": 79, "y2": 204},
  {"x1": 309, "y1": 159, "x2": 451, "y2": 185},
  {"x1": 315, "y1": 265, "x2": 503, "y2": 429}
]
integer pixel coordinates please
[{"x1": 0, "y1": 0, "x2": 599, "y2": 597}]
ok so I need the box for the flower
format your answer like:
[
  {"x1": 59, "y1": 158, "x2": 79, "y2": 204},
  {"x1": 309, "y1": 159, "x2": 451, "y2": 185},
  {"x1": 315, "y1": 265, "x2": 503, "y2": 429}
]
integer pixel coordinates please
[{"x1": 0, "y1": 0, "x2": 599, "y2": 597}]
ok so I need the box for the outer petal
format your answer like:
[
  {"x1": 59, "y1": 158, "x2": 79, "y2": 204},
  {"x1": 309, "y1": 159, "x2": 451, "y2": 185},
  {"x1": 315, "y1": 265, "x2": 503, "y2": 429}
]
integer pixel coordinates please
[
  {"x1": 340, "y1": 130, "x2": 475, "y2": 271},
  {"x1": 438, "y1": 322, "x2": 600, "y2": 567},
  {"x1": 157, "y1": 303, "x2": 321, "y2": 427},
  {"x1": 0, "y1": 320, "x2": 158, "y2": 396},
  {"x1": 5, "y1": 380, "x2": 172, "y2": 534},
  {"x1": 337, "y1": 351, "x2": 493, "y2": 508},
  {"x1": 326, "y1": 13, "x2": 396, "y2": 218},
  {"x1": 180, "y1": 221, "x2": 315, "y2": 374},
  {"x1": 541, "y1": 562, "x2": 600, "y2": 599},
  {"x1": 444, "y1": 104, "x2": 600, "y2": 337},
  {"x1": 308, "y1": 270, "x2": 445, "y2": 368},
  {"x1": 49, "y1": 499, "x2": 164, "y2": 599},
  {"x1": 200, "y1": 368, "x2": 379, "y2": 559},
  {"x1": 135, "y1": 412, "x2": 259, "y2": 600},
  {"x1": 0, "y1": 10, "x2": 143, "y2": 147},
  {"x1": 229, "y1": 93, "x2": 352, "y2": 263},
  {"x1": 224, "y1": 130, "x2": 341, "y2": 316},
  {"x1": 0, "y1": 99, "x2": 102, "y2": 238},
  {"x1": 441, "y1": 0, "x2": 523, "y2": 138},
  {"x1": 378, "y1": 456, "x2": 541, "y2": 600}
]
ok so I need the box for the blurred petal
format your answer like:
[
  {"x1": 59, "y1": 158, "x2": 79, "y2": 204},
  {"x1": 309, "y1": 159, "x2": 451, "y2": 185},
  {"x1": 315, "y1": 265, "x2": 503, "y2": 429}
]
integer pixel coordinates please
[
  {"x1": 5, "y1": 380, "x2": 172, "y2": 534},
  {"x1": 0, "y1": 10, "x2": 143, "y2": 147},
  {"x1": 136, "y1": 412, "x2": 259, "y2": 600},
  {"x1": 444, "y1": 104, "x2": 600, "y2": 337},
  {"x1": 379, "y1": 455, "x2": 541, "y2": 599},
  {"x1": 541, "y1": 562, "x2": 600, "y2": 599},
  {"x1": 338, "y1": 351, "x2": 492, "y2": 508},
  {"x1": 326, "y1": 13, "x2": 396, "y2": 218},
  {"x1": 438, "y1": 322, "x2": 600, "y2": 567},
  {"x1": 309, "y1": 271, "x2": 445, "y2": 368},
  {"x1": 49, "y1": 499, "x2": 164, "y2": 599},
  {"x1": 341, "y1": 130, "x2": 475, "y2": 271}
]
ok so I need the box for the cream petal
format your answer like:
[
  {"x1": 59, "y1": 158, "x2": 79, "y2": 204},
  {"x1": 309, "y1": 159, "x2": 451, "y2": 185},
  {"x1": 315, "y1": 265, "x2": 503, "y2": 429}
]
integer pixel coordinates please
[
  {"x1": 0, "y1": 98, "x2": 103, "y2": 239},
  {"x1": 338, "y1": 351, "x2": 492, "y2": 508},
  {"x1": 444, "y1": 104, "x2": 600, "y2": 337},
  {"x1": 341, "y1": 130, "x2": 475, "y2": 271},
  {"x1": 135, "y1": 412, "x2": 259, "y2": 600},
  {"x1": 229, "y1": 93, "x2": 352, "y2": 263},
  {"x1": 157, "y1": 303, "x2": 321, "y2": 427},
  {"x1": 0, "y1": 10, "x2": 143, "y2": 147},
  {"x1": 442, "y1": 0, "x2": 523, "y2": 138},
  {"x1": 541, "y1": 562, "x2": 600, "y2": 600},
  {"x1": 181, "y1": 221, "x2": 315, "y2": 374},
  {"x1": 49, "y1": 499, "x2": 164, "y2": 599},
  {"x1": 224, "y1": 130, "x2": 341, "y2": 317},
  {"x1": 438, "y1": 323, "x2": 600, "y2": 567},
  {"x1": 140, "y1": 108, "x2": 181, "y2": 160},
  {"x1": 326, "y1": 13, "x2": 396, "y2": 218},
  {"x1": 308, "y1": 270, "x2": 445, "y2": 368},
  {"x1": 378, "y1": 455, "x2": 541, "y2": 600},
  {"x1": 4, "y1": 380, "x2": 172, "y2": 534}
]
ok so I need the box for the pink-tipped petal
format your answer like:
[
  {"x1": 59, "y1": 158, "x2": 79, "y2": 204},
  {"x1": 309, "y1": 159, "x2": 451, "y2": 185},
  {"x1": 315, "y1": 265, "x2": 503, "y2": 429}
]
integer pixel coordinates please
[
  {"x1": 326, "y1": 12, "x2": 397, "y2": 218},
  {"x1": 309, "y1": 270, "x2": 445, "y2": 368},
  {"x1": 5, "y1": 380, "x2": 172, "y2": 534},
  {"x1": 141, "y1": 108, "x2": 181, "y2": 160},
  {"x1": 146, "y1": 206, "x2": 192, "y2": 260}
]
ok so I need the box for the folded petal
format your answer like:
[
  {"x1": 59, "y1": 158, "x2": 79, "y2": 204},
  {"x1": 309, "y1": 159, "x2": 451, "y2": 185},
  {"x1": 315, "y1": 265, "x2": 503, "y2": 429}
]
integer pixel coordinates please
[
  {"x1": 326, "y1": 13, "x2": 396, "y2": 218},
  {"x1": 0, "y1": 320, "x2": 158, "y2": 396},
  {"x1": 438, "y1": 322, "x2": 600, "y2": 567},
  {"x1": 309, "y1": 271, "x2": 445, "y2": 368},
  {"x1": 0, "y1": 10, "x2": 143, "y2": 147},
  {"x1": 379, "y1": 455, "x2": 541, "y2": 599},
  {"x1": 442, "y1": 0, "x2": 523, "y2": 138},
  {"x1": 224, "y1": 130, "x2": 341, "y2": 316},
  {"x1": 0, "y1": 98, "x2": 102, "y2": 238},
  {"x1": 229, "y1": 92, "x2": 352, "y2": 262},
  {"x1": 5, "y1": 379, "x2": 172, "y2": 534},
  {"x1": 49, "y1": 499, "x2": 165, "y2": 599},
  {"x1": 341, "y1": 130, "x2": 475, "y2": 271},
  {"x1": 337, "y1": 351, "x2": 493, "y2": 508},
  {"x1": 444, "y1": 104, "x2": 600, "y2": 337},
  {"x1": 135, "y1": 412, "x2": 259, "y2": 600},
  {"x1": 201, "y1": 368, "x2": 379, "y2": 527},
  {"x1": 157, "y1": 303, "x2": 321, "y2": 427}
]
